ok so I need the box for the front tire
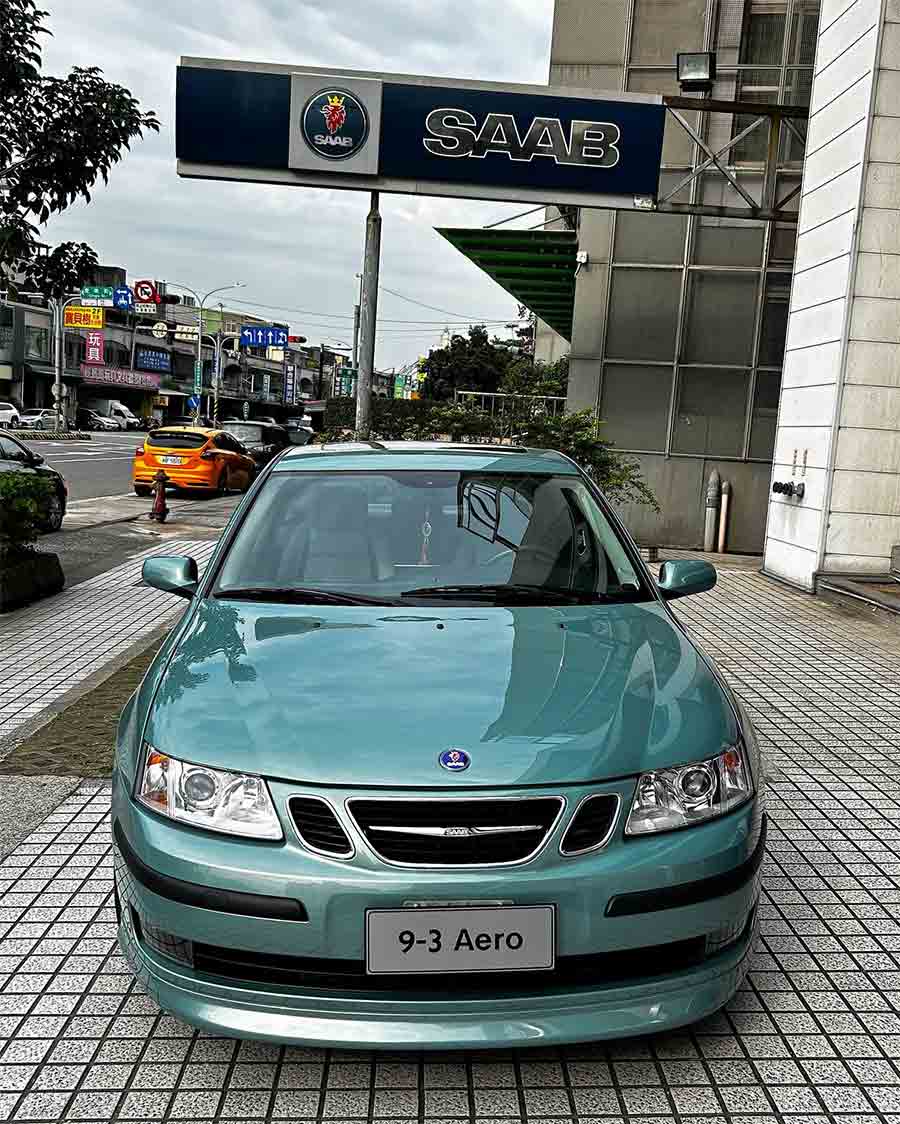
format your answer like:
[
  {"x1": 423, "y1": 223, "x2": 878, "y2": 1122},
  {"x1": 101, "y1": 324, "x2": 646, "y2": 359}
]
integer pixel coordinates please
[
  {"x1": 44, "y1": 491, "x2": 64, "y2": 533},
  {"x1": 134, "y1": 485, "x2": 152, "y2": 498},
  {"x1": 34, "y1": 420, "x2": 43, "y2": 430}
]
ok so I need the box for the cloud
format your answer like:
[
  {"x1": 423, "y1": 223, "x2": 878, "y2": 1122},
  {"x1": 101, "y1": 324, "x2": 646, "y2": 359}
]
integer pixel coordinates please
[{"x1": 38, "y1": 0, "x2": 554, "y2": 367}]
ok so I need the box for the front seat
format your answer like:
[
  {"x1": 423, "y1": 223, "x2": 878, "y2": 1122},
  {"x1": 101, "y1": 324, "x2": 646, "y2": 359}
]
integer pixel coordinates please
[{"x1": 302, "y1": 482, "x2": 388, "y2": 582}]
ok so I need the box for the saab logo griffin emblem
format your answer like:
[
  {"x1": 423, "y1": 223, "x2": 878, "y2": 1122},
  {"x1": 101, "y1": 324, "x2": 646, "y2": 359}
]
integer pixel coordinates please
[
  {"x1": 302, "y1": 88, "x2": 370, "y2": 161},
  {"x1": 439, "y1": 749, "x2": 471, "y2": 772},
  {"x1": 423, "y1": 109, "x2": 620, "y2": 169}
]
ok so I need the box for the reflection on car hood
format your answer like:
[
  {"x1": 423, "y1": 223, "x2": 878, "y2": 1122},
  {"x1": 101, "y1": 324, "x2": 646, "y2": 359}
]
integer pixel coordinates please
[{"x1": 145, "y1": 600, "x2": 738, "y2": 787}]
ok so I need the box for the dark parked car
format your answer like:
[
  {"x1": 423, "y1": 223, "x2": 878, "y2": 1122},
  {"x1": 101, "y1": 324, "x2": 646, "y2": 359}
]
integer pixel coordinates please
[
  {"x1": 220, "y1": 421, "x2": 290, "y2": 467},
  {"x1": 77, "y1": 408, "x2": 119, "y2": 432},
  {"x1": 0, "y1": 430, "x2": 67, "y2": 531}
]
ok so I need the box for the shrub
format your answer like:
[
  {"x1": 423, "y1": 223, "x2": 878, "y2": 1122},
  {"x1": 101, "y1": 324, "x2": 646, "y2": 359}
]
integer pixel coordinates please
[
  {"x1": 0, "y1": 472, "x2": 54, "y2": 557},
  {"x1": 320, "y1": 396, "x2": 657, "y2": 509}
]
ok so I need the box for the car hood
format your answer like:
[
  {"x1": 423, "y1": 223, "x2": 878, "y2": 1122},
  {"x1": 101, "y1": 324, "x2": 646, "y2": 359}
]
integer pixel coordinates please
[{"x1": 145, "y1": 599, "x2": 738, "y2": 788}]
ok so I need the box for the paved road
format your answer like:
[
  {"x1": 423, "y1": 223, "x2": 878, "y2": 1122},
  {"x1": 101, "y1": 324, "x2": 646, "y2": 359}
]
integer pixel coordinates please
[{"x1": 21, "y1": 433, "x2": 141, "y2": 501}]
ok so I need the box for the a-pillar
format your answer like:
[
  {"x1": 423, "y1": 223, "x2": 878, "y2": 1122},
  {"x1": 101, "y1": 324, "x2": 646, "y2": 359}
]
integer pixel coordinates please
[{"x1": 764, "y1": 0, "x2": 900, "y2": 589}]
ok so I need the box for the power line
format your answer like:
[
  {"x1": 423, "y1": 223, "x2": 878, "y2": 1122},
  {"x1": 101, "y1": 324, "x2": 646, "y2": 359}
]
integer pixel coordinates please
[
  {"x1": 378, "y1": 285, "x2": 489, "y2": 320},
  {"x1": 227, "y1": 294, "x2": 525, "y2": 326}
]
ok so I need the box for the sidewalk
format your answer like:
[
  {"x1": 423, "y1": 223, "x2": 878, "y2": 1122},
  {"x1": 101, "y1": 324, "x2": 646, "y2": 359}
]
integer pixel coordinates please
[
  {"x1": 0, "y1": 540, "x2": 217, "y2": 746},
  {"x1": 0, "y1": 567, "x2": 899, "y2": 1121}
]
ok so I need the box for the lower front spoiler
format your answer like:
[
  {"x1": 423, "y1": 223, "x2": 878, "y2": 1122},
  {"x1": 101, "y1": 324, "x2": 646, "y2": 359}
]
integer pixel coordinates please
[{"x1": 119, "y1": 906, "x2": 757, "y2": 1050}]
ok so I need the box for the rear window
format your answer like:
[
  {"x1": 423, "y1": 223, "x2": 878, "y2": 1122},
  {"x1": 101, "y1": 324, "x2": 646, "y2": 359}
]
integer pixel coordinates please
[
  {"x1": 222, "y1": 423, "x2": 263, "y2": 443},
  {"x1": 146, "y1": 431, "x2": 209, "y2": 449}
]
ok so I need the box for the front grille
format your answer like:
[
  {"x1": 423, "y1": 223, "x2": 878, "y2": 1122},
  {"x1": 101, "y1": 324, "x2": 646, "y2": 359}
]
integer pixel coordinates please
[
  {"x1": 560, "y1": 795, "x2": 620, "y2": 855},
  {"x1": 347, "y1": 797, "x2": 563, "y2": 866},
  {"x1": 289, "y1": 797, "x2": 353, "y2": 857},
  {"x1": 191, "y1": 934, "x2": 708, "y2": 995}
]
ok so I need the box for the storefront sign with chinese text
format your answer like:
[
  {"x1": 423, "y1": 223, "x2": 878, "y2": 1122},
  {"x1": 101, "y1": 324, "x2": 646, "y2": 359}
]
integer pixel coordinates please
[
  {"x1": 80, "y1": 365, "x2": 161, "y2": 390},
  {"x1": 84, "y1": 330, "x2": 105, "y2": 366},
  {"x1": 65, "y1": 306, "x2": 104, "y2": 329}
]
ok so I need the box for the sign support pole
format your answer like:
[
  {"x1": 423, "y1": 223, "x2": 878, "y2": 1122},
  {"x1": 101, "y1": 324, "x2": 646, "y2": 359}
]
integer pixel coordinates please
[
  {"x1": 52, "y1": 299, "x2": 62, "y2": 432},
  {"x1": 355, "y1": 191, "x2": 381, "y2": 439}
]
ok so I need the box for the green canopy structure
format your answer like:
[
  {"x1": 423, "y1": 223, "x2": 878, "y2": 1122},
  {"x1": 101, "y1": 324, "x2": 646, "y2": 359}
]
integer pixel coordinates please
[{"x1": 436, "y1": 228, "x2": 577, "y2": 342}]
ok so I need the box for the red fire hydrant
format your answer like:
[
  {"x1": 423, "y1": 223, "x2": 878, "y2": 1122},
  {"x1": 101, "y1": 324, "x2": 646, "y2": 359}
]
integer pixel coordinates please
[{"x1": 149, "y1": 470, "x2": 169, "y2": 524}]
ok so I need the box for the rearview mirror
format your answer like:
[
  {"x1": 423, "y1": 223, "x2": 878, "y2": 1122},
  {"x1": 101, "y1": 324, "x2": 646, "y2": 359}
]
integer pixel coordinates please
[
  {"x1": 658, "y1": 559, "x2": 716, "y2": 601},
  {"x1": 143, "y1": 556, "x2": 199, "y2": 599}
]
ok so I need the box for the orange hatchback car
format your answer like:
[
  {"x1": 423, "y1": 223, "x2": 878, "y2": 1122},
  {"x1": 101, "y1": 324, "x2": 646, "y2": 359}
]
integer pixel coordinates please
[{"x1": 133, "y1": 427, "x2": 256, "y2": 497}]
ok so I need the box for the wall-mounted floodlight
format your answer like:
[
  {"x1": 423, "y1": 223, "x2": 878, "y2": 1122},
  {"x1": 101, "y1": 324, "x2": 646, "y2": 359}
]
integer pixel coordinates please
[{"x1": 676, "y1": 52, "x2": 716, "y2": 94}]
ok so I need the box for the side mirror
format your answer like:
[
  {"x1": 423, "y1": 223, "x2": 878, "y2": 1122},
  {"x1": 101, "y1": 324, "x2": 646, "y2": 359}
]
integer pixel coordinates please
[
  {"x1": 143, "y1": 556, "x2": 199, "y2": 600},
  {"x1": 28, "y1": 452, "x2": 44, "y2": 465},
  {"x1": 658, "y1": 559, "x2": 717, "y2": 601}
]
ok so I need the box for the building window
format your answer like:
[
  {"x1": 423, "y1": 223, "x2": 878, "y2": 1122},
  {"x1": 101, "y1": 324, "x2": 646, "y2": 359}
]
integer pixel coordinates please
[
  {"x1": 759, "y1": 274, "x2": 791, "y2": 367},
  {"x1": 614, "y1": 210, "x2": 687, "y2": 265},
  {"x1": 601, "y1": 365, "x2": 673, "y2": 452},
  {"x1": 741, "y1": 2, "x2": 787, "y2": 64},
  {"x1": 606, "y1": 269, "x2": 682, "y2": 361},
  {"x1": 25, "y1": 326, "x2": 49, "y2": 360},
  {"x1": 684, "y1": 273, "x2": 758, "y2": 366},
  {"x1": 631, "y1": 0, "x2": 707, "y2": 63},
  {"x1": 749, "y1": 370, "x2": 781, "y2": 458},
  {"x1": 672, "y1": 368, "x2": 751, "y2": 457}
]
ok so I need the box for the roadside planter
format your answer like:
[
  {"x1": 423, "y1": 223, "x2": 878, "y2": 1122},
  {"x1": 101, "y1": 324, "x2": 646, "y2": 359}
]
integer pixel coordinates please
[
  {"x1": 0, "y1": 474, "x2": 65, "y2": 612},
  {"x1": 5, "y1": 430, "x2": 91, "y2": 442}
]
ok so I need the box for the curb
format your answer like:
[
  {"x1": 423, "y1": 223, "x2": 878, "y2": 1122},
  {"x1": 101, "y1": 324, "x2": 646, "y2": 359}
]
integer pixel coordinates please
[{"x1": 6, "y1": 430, "x2": 93, "y2": 441}]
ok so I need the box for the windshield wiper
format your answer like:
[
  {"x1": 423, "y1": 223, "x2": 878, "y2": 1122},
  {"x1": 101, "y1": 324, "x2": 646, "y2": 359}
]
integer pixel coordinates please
[
  {"x1": 400, "y1": 584, "x2": 614, "y2": 605},
  {"x1": 214, "y1": 587, "x2": 394, "y2": 606}
]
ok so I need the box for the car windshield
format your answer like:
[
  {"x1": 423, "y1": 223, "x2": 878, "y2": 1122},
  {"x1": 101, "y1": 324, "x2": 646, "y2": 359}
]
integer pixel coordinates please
[
  {"x1": 214, "y1": 469, "x2": 650, "y2": 606},
  {"x1": 222, "y1": 423, "x2": 264, "y2": 443},
  {"x1": 146, "y1": 431, "x2": 208, "y2": 449}
]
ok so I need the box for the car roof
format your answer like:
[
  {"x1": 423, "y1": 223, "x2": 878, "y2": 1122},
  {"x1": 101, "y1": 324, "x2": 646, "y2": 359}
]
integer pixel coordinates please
[
  {"x1": 276, "y1": 441, "x2": 579, "y2": 476},
  {"x1": 149, "y1": 425, "x2": 218, "y2": 436}
]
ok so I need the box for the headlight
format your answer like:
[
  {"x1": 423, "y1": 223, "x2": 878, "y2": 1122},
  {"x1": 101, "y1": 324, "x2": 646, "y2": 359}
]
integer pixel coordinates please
[
  {"x1": 137, "y1": 747, "x2": 283, "y2": 840},
  {"x1": 625, "y1": 745, "x2": 753, "y2": 836}
]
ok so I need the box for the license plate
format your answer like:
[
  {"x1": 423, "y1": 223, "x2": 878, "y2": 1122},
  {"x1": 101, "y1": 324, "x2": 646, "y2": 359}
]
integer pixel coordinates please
[
  {"x1": 158, "y1": 456, "x2": 184, "y2": 465},
  {"x1": 366, "y1": 905, "x2": 555, "y2": 975}
]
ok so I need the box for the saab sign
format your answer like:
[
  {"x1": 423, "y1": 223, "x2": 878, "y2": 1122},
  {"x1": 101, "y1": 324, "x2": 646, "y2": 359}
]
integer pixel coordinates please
[
  {"x1": 423, "y1": 109, "x2": 618, "y2": 168},
  {"x1": 176, "y1": 62, "x2": 664, "y2": 208}
]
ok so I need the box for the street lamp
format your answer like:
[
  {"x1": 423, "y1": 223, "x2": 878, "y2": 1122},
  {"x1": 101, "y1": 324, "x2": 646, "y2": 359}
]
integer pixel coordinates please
[{"x1": 165, "y1": 281, "x2": 245, "y2": 420}]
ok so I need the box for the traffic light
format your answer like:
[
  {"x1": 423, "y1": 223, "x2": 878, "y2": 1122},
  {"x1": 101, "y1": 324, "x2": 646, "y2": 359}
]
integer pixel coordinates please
[
  {"x1": 159, "y1": 293, "x2": 182, "y2": 305},
  {"x1": 288, "y1": 334, "x2": 308, "y2": 344}
]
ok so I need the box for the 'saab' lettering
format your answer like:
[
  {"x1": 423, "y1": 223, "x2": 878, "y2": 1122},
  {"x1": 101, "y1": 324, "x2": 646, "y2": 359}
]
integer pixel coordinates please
[{"x1": 423, "y1": 109, "x2": 620, "y2": 170}]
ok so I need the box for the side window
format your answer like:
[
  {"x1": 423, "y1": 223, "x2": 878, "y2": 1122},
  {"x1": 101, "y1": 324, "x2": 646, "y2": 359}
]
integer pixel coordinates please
[
  {"x1": 212, "y1": 434, "x2": 228, "y2": 450},
  {"x1": 0, "y1": 436, "x2": 24, "y2": 460}
]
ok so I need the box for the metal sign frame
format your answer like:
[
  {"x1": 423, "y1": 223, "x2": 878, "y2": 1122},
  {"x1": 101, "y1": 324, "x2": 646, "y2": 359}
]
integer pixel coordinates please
[{"x1": 649, "y1": 96, "x2": 808, "y2": 224}]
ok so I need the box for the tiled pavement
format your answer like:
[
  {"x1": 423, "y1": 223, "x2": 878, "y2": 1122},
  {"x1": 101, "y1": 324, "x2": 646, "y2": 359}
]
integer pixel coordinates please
[
  {"x1": 0, "y1": 542, "x2": 216, "y2": 743},
  {"x1": 1, "y1": 570, "x2": 900, "y2": 1122}
]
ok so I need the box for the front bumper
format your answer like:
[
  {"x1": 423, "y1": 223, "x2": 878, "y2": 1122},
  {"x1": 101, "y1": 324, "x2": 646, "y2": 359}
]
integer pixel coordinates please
[{"x1": 113, "y1": 774, "x2": 764, "y2": 1049}]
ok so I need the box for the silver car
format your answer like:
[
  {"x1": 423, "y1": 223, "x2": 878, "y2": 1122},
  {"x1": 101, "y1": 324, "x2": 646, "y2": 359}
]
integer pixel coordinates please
[{"x1": 18, "y1": 408, "x2": 57, "y2": 430}]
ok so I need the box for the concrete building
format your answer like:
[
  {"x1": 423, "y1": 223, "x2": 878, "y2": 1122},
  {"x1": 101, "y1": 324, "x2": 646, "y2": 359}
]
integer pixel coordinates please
[{"x1": 449, "y1": 0, "x2": 900, "y2": 587}]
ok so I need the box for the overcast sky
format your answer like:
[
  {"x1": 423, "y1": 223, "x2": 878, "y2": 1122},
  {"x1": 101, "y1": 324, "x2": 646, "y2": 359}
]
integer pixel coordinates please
[{"x1": 40, "y1": 1, "x2": 554, "y2": 369}]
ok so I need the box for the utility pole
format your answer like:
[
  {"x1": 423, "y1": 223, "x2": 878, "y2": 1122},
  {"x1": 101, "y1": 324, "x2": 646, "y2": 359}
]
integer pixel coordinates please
[
  {"x1": 351, "y1": 272, "x2": 362, "y2": 371},
  {"x1": 355, "y1": 192, "x2": 381, "y2": 439},
  {"x1": 52, "y1": 294, "x2": 82, "y2": 431}
]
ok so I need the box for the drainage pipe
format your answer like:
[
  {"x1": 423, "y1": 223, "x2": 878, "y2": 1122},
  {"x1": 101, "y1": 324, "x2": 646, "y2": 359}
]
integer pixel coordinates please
[{"x1": 717, "y1": 479, "x2": 732, "y2": 554}]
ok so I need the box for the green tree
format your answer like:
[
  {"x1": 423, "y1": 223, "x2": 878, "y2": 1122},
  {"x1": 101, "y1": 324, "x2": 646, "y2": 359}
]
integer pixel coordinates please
[
  {"x1": 0, "y1": 0, "x2": 159, "y2": 296},
  {"x1": 420, "y1": 325, "x2": 517, "y2": 401},
  {"x1": 500, "y1": 355, "x2": 569, "y2": 399}
]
